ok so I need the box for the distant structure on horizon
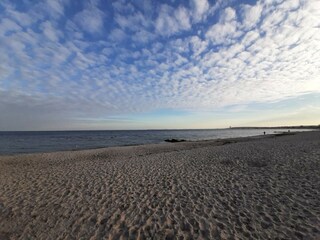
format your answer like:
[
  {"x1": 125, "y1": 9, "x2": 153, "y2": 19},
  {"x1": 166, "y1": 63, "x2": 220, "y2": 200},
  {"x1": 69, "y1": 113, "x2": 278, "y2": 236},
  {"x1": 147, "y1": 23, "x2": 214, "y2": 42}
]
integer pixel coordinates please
[{"x1": 230, "y1": 125, "x2": 320, "y2": 130}]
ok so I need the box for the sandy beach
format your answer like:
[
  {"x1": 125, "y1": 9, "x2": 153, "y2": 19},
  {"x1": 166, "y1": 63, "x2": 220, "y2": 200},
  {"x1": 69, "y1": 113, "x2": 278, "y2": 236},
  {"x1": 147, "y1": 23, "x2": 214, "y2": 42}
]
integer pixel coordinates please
[{"x1": 0, "y1": 131, "x2": 319, "y2": 239}]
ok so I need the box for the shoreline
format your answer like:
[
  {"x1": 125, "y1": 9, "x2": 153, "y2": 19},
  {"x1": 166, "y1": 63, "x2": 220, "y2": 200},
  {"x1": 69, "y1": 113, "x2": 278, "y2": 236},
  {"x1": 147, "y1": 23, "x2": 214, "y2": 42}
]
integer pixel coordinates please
[
  {"x1": 0, "y1": 130, "x2": 310, "y2": 157},
  {"x1": 1, "y1": 131, "x2": 319, "y2": 239}
]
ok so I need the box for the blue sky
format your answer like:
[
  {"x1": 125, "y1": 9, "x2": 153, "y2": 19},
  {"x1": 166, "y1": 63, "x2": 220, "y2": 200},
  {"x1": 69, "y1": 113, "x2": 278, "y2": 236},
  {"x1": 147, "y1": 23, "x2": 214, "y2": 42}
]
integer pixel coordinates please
[{"x1": 0, "y1": 0, "x2": 319, "y2": 130}]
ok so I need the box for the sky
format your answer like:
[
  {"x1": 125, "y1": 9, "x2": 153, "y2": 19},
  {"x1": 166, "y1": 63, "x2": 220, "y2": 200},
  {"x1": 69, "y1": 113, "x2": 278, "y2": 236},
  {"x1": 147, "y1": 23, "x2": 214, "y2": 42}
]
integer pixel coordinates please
[{"x1": 0, "y1": 0, "x2": 319, "y2": 131}]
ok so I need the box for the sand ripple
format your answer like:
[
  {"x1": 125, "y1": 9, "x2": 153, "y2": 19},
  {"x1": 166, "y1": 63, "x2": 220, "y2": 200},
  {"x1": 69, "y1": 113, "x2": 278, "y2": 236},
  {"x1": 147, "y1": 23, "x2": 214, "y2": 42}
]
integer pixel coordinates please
[{"x1": 0, "y1": 132, "x2": 319, "y2": 239}]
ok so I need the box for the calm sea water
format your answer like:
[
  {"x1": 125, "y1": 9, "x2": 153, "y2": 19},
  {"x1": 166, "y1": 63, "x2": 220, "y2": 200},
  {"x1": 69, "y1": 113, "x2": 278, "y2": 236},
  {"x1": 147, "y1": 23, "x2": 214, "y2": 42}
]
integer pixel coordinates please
[{"x1": 0, "y1": 129, "x2": 312, "y2": 155}]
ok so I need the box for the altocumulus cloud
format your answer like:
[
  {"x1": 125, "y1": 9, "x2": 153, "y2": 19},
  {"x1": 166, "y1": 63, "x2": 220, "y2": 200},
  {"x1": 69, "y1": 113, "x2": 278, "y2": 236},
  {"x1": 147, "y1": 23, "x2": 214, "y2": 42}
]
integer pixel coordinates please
[{"x1": 0, "y1": 0, "x2": 319, "y2": 130}]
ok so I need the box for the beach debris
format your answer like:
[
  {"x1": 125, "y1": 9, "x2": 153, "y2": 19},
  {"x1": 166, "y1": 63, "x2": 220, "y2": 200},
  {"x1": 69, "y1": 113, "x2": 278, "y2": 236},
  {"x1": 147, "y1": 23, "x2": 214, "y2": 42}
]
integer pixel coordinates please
[
  {"x1": 164, "y1": 139, "x2": 186, "y2": 143},
  {"x1": 274, "y1": 131, "x2": 295, "y2": 136}
]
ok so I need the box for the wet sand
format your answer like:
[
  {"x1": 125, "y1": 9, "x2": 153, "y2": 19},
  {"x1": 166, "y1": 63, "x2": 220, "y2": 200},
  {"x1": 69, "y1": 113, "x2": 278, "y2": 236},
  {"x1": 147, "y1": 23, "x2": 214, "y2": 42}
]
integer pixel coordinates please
[{"x1": 0, "y1": 131, "x2": 319, "y2": 239}]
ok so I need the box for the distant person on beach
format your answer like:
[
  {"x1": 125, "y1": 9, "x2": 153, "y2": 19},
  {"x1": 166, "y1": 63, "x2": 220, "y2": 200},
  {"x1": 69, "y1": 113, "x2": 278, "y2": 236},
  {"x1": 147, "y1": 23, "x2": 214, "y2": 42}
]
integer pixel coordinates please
[{"x1": 264, "y1": 131, "x2": 266, "y2": 135}]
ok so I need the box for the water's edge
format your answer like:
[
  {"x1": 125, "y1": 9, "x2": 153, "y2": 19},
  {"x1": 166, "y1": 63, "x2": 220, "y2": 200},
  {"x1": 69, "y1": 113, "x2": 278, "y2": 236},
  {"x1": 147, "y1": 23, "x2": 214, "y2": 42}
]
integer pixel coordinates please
[{"x1": 0, "y1": 129, "x2": 314, "y2": 155}]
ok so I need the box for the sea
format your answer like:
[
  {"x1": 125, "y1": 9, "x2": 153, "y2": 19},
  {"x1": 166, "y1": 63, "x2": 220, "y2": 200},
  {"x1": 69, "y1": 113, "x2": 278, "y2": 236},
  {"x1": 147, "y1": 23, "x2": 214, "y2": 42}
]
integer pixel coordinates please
[{"x1": 0, "y1": 129, "x2": 313, "y2": 155}]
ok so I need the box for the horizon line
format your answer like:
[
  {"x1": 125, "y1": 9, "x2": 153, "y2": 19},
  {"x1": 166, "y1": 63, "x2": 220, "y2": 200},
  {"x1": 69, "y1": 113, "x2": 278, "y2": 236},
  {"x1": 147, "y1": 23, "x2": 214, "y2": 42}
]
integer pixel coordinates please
[{"x1": 0, "y1": 125, "x2": 319, "y2": 132}]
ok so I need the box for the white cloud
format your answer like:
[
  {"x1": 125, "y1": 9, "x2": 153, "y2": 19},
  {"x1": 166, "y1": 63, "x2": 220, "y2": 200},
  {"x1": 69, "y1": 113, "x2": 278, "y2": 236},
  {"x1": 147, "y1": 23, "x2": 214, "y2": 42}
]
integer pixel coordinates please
[
  {"x1": 115, "y1": 12, "x2": 151, "y2": 31},
  {"x1": 155, "y1": 5, "x2": 191, "y2": 36},
  {"x1": 46, "y1": 0, "x2": 66, "y2": 16},
  {"x1": 74, "y1": 7, "x2": 104, "y2": 34},
  {"x1": 0, "y1": 18, "x2": 22, "y2": 36},
  {"x1": 190, "y1": 0, "x2": 210, "y2": 23},
  {"x1": 189, "y1": 36, "x2": 208, "y2": 56},
  {"x1": 260, "y1": 8, "x2": 286, "y2": 31},
  {"x1": 241, "y1": 30, "x2": 260, "y2": 47},
  {"x1": 299, "y1": 0, "x2": 320, "y2": 28},
  {"x1": 222, "y1": 7, "x2": 237, "y2": 22},
  {"x1": 280, "y1": 0, "x2": 300, "y2": 11},
  {"x1": 112, "y1": 0, "x2": 135, "y2": 14},
  {"x1": 40, "y1": 21, "x2": 62, "y2": 42},
  {"x1": 175, "y1": 6, "x2": 191, "y2": 30},
  {"x1": 132, "y1": 29, "x2": 156, "y2": 43},
  {"x1": 241, "y1": 4, "x2": 263, "y2": 29},
  {"x1": 109, "y1": 28, "x2": 126, "y2": 42},
  {"x1": 206, "y1": 7, "x2": 239, "y2": 45},
  {"x1": 5, "y1": 9, "x2": 34, "y2": 27}
]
